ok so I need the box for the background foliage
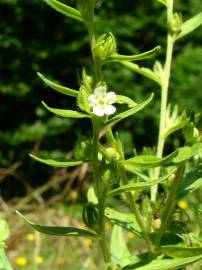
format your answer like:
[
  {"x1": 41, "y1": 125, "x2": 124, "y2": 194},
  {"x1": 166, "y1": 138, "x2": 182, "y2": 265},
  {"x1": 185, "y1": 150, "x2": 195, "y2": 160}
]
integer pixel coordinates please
[{"x1": 0, "y1": 0, "x2": 202, "y2": 199}]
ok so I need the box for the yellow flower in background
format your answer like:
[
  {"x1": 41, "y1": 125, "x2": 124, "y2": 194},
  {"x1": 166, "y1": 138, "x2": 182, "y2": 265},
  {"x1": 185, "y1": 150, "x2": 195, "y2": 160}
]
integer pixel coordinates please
[
  {"x1": 83, "y1": 238, "x2": 93, "y2": 247},
  {"x1": 35, "y1": 256, "x2": 44, "y2": 265},
  {"x1": 15, "y1": 257, "x2": 27, "y2": 266},
  {"x1": 105, "y1": 223, "x2": 112, "y2": 230},
  {"x1": 178, "y1": 200, "x2": 188, "y2": 210},
  {"x1": 56, "y1": 257, "x2": 65, "y2": 266},
  {"x1": 127, "y1": 232, "x2": 135, "y2": 239},
  {"x1": 26, "y1": 233, "x2": 35, "y2": 241}
]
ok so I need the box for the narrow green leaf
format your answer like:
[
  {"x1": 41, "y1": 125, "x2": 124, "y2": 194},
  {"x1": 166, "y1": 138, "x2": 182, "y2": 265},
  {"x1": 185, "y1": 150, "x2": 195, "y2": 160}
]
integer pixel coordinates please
[
  {"x1": 163, "y1": 119, "x2": 188, "y2": 139},
  {"x1": 108, "y1": 172, "x2": 172, "y2": 196},
  {"x1": 104, "y1": 46, "x2": 161, "y2": 63},
  {"x1": 116, "y1": 95, "x2": 137, "y2": 108},
  {"x1": 105, "y1": 93, "x2": 154, "y2": 127},
  {"x1": 42, "y1": 0, "x2": 83, "y2": 21},
  {"x1": 124, "y1": 255, "x2": 202, "y2": 270},
  {"x1": 121, "y1": 62, "x2": 161, "y2": 85},
  {"x1": 29, "y1": 154, "x2": 83, "y2": 167},
  {"x1": 42, "y1": 101, "x2": 90, "y2": 118},
  {"x1": 105, "y1": 207, "x2": 141, "y2": 237},
  {"x1": 157, "y1": 0, "x2": 167, "y2": 7},
  {"x1": 37, "y1": 72, "x2": 78, "y2": 97},
  {"x1": 111, "y1": 225, "x2": 131, "y2": 267},
  {"x1": 16, "y1": 211, "x2": 96, "y2": 237},
  {"x1": 177, "y1": 164, "x2": 202, "y2": 199},
  {"x1": 122, "y1": 151, "x2": 177, "y2": 170},
  {"x1": 162, "y1": 245, "x2": 202, "y2": 258},
  {"x1": 176, "y1": 12, "x2": 202, "y2": 40}
]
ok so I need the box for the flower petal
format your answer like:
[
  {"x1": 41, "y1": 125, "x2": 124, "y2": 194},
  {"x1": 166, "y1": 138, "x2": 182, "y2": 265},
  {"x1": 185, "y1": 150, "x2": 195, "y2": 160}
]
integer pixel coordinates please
[
  {"x1": 93, "y1": 105, "x2": 105, "y2": 117},
  {"x1": 106, "y1": 92, "x2": 116, "y2": 104},
  {"x1": 88, "y1": 94, "x2": 96, "y2": 107},
  {"x1": 104, "y1": 105, "x2": 116, "y2": 115}
]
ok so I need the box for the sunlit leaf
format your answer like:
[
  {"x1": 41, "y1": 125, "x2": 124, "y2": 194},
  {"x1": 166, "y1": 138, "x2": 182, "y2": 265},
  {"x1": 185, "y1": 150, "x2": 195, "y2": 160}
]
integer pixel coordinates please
[
  {"x1": 116, "y1": 95, "x2": 137, "y2": 108},
  {"x1": 104, "y1": 93, "x2": 154, "y2": 127},
  {"x1": 105, "y1": 207, "x2": 141, "y2": 237},
  {"x1": 42, "y1": 0, "x2": 83, "y2": 21},
  {"x1": 42, "y1": 101, "x2": 90, "y2": 118},
  {"x1": 122, "y1": 151, "x2": 177, "y2": 170},
  {"x1": 161, "y1": 245, "x2": 202, "y2": 258},
  {"x1": 37, "y1": 73, "x2": 78, "y2": 97},
  {"x1": 108, "y1": 172, "x2": 173, "y2": 196},
  {"x1": 176, "y1": 12, "x2": 202, "y2": 40},
  {"x1": 111, "y1": 225, "x2": 131, "y2": 267},
  {"x1": 121, "y1": 62, "x2": 161, "y2": 85},
  {"x1": 17, "y1": 211, "x2": 96, "y2": 237},
  {"x1": 29, "y1": 154, "x2": 83, "y2": 167},
  {"x1": 104, "y1": 46, "x2": 161, "y2": 64},
  {"x1": 123, "y1": 255, "x2": 202, "y2": 270}
]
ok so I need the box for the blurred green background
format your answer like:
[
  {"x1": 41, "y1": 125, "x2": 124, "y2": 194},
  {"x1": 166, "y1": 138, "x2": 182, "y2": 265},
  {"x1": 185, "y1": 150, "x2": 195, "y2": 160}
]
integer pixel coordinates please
[{"x1": 0, "y1": 0, "x2": 202, "y2": 199}]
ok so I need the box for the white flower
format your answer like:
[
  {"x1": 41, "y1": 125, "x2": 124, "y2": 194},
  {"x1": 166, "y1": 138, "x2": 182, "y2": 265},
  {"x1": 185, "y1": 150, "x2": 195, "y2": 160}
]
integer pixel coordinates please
[{"x1": 88, "y1": 86, "x2": 117, "y2": 117}]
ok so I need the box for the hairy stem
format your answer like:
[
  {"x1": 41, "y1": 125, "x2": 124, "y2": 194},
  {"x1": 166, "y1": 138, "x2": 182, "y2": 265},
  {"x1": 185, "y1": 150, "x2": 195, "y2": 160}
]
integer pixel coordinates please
[
  {"x1": 118, "y1": 164, "x2": 154, "y2": 256},
  {"x1": 92, "y1": 117, "x2": 110, "y2": 263},
  {"x1": 155, "y1": 164, "x2": 185, "y2": 247},
  {"x1": 151, "y1": 0, "x2": 175, "y2": 201}
]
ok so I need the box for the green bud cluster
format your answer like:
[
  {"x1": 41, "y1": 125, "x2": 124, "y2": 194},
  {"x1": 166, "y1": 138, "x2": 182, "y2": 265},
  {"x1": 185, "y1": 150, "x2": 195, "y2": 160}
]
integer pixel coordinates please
[
  {"x1": 93, "y1": 33, "x2": 117, "y2": 60},
  {"x1": 74, "y1": 137, "x2": 92, "y2": 161},
  {"x1": 169, "y1": 12, "x2": 183, "y2": 34}
]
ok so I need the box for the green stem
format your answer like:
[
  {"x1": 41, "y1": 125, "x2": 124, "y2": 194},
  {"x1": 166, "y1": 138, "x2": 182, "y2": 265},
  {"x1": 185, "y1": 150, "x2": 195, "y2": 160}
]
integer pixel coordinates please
[
  {"x1": 151, "y1": 0, "x2": 175, "y2": 201},
  {"x1": 155, "y1": 164, "x2": 185, "y2": 248},
  {"x1": 118, "y1": 164, "x2": 154, "y2": 256},
  {"x1": 92, "y1": 107, "x2": 110, "y2": 264}
]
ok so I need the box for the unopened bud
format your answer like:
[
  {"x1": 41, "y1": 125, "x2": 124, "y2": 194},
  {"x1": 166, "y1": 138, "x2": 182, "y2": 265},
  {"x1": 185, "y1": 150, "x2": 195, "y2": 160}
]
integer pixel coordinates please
[
  {"x1": 93, "y1": 33, "x2": 117, "y2": 60},
  {"x1": 153, "y1": 218, "x2": 162, "y2": 230},
  {"x1": 193, "y1": 127, "x2": 200, "y2": 139},
  {"x1": 169, "y1": 12, "x2": 182, "y2": 34},
  {"x1": 168, "y1": 173, "x2": 176, "y2": 183},
  {"x1": 104, "y1": 147, "x2": 120, "y2": 162}
]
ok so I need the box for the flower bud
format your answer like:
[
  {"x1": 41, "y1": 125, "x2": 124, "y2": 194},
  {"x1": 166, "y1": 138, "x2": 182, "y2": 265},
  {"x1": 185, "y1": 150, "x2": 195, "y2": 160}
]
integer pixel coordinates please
[
  {"x1": 82, "y1": 68, "x2": 93, "y2": 92},
  {"x1": 169, "y1": 12, "x2": 182, "y2": 34},
  {"x1": 152, "y1": 218, "x2": 162, "y2": 230},
  {"x1": 74, "y1": 137, "x2": 92, "y2": 161},
  {"x1": 93, "y1": 33, "x2": 117, "y2": 60},
  {"x1": 104, "y1": 147, "x2": 120, "y2": 162}
]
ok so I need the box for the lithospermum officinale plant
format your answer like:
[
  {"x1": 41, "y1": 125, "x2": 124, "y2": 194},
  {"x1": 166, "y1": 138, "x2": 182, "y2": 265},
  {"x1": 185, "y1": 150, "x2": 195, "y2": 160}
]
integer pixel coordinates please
[{"x1": 17, "y1": 0, "x2": 202, "y2": 269}]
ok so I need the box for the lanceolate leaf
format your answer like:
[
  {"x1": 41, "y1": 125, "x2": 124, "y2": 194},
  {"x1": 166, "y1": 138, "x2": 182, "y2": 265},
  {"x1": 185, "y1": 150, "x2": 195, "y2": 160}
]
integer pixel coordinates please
[
  {"x1": 176, "y1": 12, "x2": 202, "y2": 40},
  {"x1": 108, "y1": 172, "x2": 173, "y2": 196},
  {"x1": 124, "y1": 255, "x2": 202, "y2": 270},
  {"x1": 104, "y1": 93, "x2": 154, "y2": 127},
  {"x1": 42, "y1": 0, "x2": 83, "y2": 21},
  {"x1": 104, "y1": 46, "x2": 161, "y2": 63},
  {"x1": 29, "y1": 154, "x2": 83, "y2": 167},
  {"x1": 161, "y1": 245, "x2": 202, "y2": 258},
  {"x1": 110, "y1": 225, "x2": 131, "y2": 267},
  {"x1": 42, "y1": 101, "x2": 90, "y2": 118},
  {"x1": 116, "y1": 95, "x2": 137, "y2": 108},
  {"x1": 122, "y1": 151, "x2": 177, "y2": 170},
  {"x1": 37, "y1": 73, "x2": 78, "y2": 97},
  {"x1": 17, "y1": 211, "x2": 96, "y2": 237},
  {"x1": 0, "y1": 249, "x2": 13, "y2": 270},
  {"x1": 105, "y1": 207, "x2": 141, "y2": 237},
  {"x1": 121, "y1": 62, "x2": 161, "y2": 85}
]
